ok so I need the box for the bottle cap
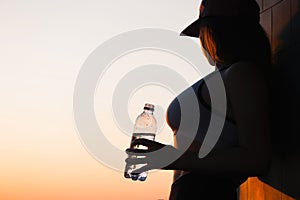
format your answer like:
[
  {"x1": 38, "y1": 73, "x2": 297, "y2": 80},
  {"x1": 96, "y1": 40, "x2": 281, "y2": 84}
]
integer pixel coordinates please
[{"x1": 144, "y1": 103, "x2": 154, "y2": 111}]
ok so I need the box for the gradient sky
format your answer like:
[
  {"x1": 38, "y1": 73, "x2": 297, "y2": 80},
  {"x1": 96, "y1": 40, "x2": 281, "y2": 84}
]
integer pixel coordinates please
[{"x1": 0, "y1": 0, "x2": 213, "y2": 199}]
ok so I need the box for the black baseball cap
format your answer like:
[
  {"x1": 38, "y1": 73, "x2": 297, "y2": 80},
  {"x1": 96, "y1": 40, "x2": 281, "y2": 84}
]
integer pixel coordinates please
[{"x1": 180, "y1": 0, "x2": 260, "y2": 38}]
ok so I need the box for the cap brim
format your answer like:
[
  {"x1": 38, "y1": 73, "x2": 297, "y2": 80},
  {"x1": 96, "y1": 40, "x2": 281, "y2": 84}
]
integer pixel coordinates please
[{"x1": 180, "y1": 18, "x2": 202, "y2": 38}]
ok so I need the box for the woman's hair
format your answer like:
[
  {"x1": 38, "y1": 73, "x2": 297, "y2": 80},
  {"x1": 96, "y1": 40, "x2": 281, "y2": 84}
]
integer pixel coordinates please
[{"x1": 199, "y1": 18, "x2": 272, "y2": 68}]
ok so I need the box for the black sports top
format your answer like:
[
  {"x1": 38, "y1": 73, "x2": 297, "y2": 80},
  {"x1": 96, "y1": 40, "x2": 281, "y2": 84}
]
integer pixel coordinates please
[{"x1": 166, "y1": 64, "x2": 239, "y2": 182}]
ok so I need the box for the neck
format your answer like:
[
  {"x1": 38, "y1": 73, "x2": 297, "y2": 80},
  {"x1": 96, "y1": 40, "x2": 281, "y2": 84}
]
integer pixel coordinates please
[{"x1": 216, "y1": 62, "x2": 231, "y2": 71}]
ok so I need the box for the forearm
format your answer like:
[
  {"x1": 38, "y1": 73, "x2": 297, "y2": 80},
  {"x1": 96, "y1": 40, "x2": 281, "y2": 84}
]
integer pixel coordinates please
[{"x1": 164, "y1": 146, "x2": 271, "y2": 177}]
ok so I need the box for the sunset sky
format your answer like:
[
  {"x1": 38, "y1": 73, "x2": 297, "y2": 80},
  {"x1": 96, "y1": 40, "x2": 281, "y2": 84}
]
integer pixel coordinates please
[{"x1": 0, "y1": 0, "x2": 213, "y2": 199}]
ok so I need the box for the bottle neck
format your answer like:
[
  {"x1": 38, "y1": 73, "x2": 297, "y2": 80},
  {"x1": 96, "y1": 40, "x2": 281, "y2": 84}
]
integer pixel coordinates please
[{"x1": 143, "y1": 109, "x2": 153, "y2": 114}]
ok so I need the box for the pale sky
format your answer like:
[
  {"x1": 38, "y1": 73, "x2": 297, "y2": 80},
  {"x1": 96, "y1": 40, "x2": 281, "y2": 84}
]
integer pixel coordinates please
[{"x1": 0, "y1": 0, "x2": 213, "y2": 199}]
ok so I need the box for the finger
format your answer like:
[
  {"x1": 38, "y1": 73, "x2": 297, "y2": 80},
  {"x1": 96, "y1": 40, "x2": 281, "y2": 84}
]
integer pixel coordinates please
[
  {"x1": 132, "y1": 138, "x2": 163, "y2": 149},
  {"x1": 131, "y1": 165, "x2": 150, "y2": 175},
  {"x1": 132, "y1": 138, "x2": 155, "y2": 147},
  {"x1": 126, "y1": 148, "x2": 148, "y2": 154},
  {"x1": 125, "y1": 157, "x2": 148, "y2": 165}
]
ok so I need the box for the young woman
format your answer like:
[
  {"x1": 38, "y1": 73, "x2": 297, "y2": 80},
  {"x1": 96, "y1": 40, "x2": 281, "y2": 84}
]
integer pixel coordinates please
[{"x1": 126, "y1": 0, "x2": 272, "y2": 199}]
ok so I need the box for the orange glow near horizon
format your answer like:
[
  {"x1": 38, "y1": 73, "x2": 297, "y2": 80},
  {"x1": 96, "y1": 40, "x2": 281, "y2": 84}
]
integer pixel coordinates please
[{"x1": 0, "y1": 1, "x2": 212, "y2": 199}]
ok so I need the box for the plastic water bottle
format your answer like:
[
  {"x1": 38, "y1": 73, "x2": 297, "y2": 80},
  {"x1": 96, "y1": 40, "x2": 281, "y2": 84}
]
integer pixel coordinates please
[{"x1": 124, "y1": 103, "x2": 157, "y2": 181}]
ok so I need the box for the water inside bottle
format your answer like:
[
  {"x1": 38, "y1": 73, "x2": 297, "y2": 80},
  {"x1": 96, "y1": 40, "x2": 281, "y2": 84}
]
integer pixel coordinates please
[{"x1": 124, "y1": 133, "x2": 155, "y2": 181}]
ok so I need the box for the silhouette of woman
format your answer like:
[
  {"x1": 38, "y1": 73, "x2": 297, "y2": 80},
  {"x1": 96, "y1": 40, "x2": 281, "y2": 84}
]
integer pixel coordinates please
[{"x1": 126, "y1": 0, "x2": 272, "y2": 199}]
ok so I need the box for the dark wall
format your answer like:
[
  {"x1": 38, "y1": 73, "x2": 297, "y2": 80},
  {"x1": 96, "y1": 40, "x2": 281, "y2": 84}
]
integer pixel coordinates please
[{"x1": 257, "y1": 0, "x2": 300, "y2": 199}]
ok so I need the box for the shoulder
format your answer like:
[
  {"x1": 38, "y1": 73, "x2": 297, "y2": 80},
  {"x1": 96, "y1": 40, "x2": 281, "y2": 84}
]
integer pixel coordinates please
[
  {"x1": 221, "y1": 61, "x2": 266, "y2": 90},
  {"x1": 223, "y1": 61, "x2": 261, "y2": 79},
  {"x1": 221, "y1": 61, "x2": 270, "y2": 113}
]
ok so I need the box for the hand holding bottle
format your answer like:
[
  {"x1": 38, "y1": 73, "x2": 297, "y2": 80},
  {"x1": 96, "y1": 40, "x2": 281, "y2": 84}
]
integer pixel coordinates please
[
  {"x1": 125, "y1": 138, "x2": 179, "y2": 174},
  {"x1": 124, "y1": 103, "x2": 158, "y2": 181}
]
